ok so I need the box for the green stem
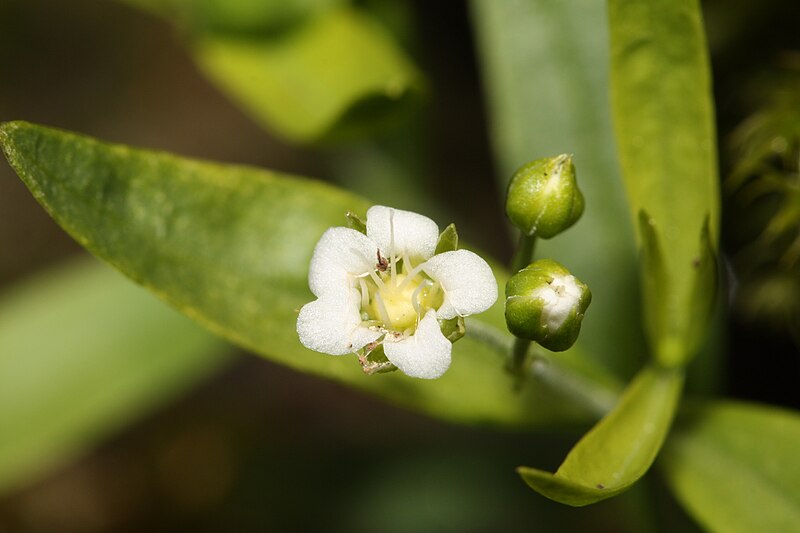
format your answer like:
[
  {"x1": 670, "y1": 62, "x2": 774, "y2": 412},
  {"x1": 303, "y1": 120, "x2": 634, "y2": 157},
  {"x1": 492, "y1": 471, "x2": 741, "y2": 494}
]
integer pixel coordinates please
[
  {"x1": 511, "y1": 232, "x2": 537, "y2": 273},
  {"x1": 464, "y1": 320, "x2": 617, "y2": 418},
  {"x1": 510, "y1": 232, "x2": 537, "y2": 374}
]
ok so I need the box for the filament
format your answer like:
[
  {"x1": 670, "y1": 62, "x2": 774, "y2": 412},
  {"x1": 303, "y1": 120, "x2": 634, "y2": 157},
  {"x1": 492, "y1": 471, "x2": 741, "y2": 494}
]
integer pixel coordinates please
[{"x1": 373, "y1": 292, "x2": 393, "y2": 327}]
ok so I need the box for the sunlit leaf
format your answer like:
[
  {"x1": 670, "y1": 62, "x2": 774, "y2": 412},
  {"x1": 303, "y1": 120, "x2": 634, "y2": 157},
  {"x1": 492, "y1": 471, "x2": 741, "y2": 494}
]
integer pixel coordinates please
[
  {"x1": 470, "y1": 0, "x2": 644, "y2": 379},
  {"x1": 518, "y1": 366, "x2": 683, "y2": 506},
  {"x1": 0, "y1": 121, "x2": 622, "y2": 429},
  {"x1": 0, "y1": 259, "x2": 230, "y2": 495},
  {"x1": 120, "y1": 0, "x2": 424, "y2": 144},
  {"x1": 662, "y1": 401, "x2": 800, "y2": 533},
  {"x1": 193, "y1": 6, "x2": 423, "y2": 143},
  {"x1": 609, "y1": 0, "x2": 720, "y2": 366}
]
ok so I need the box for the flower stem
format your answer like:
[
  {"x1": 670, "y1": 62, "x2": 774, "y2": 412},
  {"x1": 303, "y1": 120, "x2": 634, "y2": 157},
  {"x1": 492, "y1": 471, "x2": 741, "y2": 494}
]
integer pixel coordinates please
[
  {"x1": 464, "y1": 320, "x2": 617, "y2": 418},
  {"x1": 509, "y1": 232, "x2": 537, "y2": 375},
  {"x1": 511, "y1": 232, "x2": 537, "y2": 273}
]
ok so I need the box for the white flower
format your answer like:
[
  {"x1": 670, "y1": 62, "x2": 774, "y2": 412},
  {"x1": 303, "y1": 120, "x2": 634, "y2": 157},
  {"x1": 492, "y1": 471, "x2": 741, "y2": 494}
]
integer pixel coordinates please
[{"x1": 296, "y1": 205, "x2": 498, "y2": 379}]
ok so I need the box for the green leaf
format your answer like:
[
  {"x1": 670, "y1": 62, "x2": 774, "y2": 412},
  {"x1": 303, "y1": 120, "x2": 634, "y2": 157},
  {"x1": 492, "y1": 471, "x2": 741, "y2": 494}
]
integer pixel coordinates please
[
  {"x1": 662, "y1": 401, "x2": 800, "y2": 533},
  {"x1": 435, "y1": 223, "x2": 459, "y2": 254},
  {"x1": 470, "y1": 0, "x2": 644, "y2": 379},
  {"x1": 0, "y1": 259, "x2": 229, "y2": 495},
  {"x1": 518, "y1": 366, "x2": 683, "y2": 506},
  {"x1": 191, "y1": 6, "x2": 424, "y2": 143},
  {"x1": 0, "y1": 121, "x2": 621, "y2": 429},
  {"x1": 609, "y1": 0, "x2": 720, "y2": 366}
]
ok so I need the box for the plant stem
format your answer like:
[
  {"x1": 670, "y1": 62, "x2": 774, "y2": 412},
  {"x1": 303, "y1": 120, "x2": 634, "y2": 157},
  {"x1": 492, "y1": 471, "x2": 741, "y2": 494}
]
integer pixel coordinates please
[
  {"x1": 511, "y1": 232, "x2": 537, "y2": 273},
  {"x1": 509, "y1": 232, "x2": 537, "y2": 374},
  {"x1": 464, "y1": 320, "x2": 618, "y2": 418}
]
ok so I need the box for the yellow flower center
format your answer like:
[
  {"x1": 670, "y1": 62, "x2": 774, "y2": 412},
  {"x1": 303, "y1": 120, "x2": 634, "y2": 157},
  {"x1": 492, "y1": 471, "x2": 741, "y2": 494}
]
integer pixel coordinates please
[{"x1": 360, "y1": 257, "x2": 443, "y2": 333}]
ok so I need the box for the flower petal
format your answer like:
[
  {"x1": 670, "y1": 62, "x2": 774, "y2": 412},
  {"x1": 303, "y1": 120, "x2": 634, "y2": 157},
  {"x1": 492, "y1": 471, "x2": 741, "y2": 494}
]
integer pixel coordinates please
[
  {"x1": 308, "y1": 226, "x2": 377, "y2": 298},
  {"x1": 422, "y1": 249, "x2": 498, "y2": 320},
  {"x1": 296, "y1": 289, "x2": 381, "y2": 355},
  {"x1": 366, "y1": 205, "x2": 439, "y2": 261},
  {"x1": 383, "y1": 310, "x2": 451, "y2": 379}
]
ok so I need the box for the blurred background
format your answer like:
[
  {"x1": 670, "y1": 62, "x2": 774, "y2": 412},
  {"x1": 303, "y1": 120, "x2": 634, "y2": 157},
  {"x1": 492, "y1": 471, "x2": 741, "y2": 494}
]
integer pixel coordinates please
[{"x1": 0, "y1": 0, "x2": 797, "y2": 531}]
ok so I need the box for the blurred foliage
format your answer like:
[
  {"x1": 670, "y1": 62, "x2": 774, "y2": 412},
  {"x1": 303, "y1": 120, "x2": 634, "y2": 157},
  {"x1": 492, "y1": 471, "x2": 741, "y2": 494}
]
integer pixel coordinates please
[
  {"x1": 120, "y1": 0, "x2": 425, "y2": 143},
  {"x1": 662, "y1": 400, "x2": 800, "y2": 533},
  {"x1": 0, "y1": 259, "x2": 230, "y2": 496},
  {"x1": 726, "y1": 63, "x2": 800, "y2": 346}
]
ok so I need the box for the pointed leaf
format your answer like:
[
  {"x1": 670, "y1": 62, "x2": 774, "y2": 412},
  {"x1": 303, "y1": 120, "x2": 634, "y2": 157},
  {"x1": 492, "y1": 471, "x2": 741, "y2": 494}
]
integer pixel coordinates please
[
  {"x1": 518, "y1": 366, "x2": 683, "y2": 506},
  {"x1": 609, "y1": 0, "x2": 720, "y2": 365},
  {"x1": 662, "y1": 401, "x2": 800, "y2": 533},
  {"x1": 0, "y1": 121, "x2": 621, "y2": 429},
  {"x1": 0, "y1": 259, "x2": 229, "y2": 495}
]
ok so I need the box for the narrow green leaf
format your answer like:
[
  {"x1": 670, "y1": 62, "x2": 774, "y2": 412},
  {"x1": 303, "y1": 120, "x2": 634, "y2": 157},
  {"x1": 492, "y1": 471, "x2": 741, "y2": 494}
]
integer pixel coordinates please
[
  {"x1": 470, "y1": 0, "x2": 644, "y2": 379},
  {"x1": 0, "y1": 121, "x2": 621, "y2": 429},
  {"x1": 0, "y1": 259, "x2": 229, "y2": 495},
  {"x1": 609, "y1": 0, "x2": 720, "y2": 365},
  {"x1": 662, "y1": 401, "x2": 800, "y2": 533},
  {"x1": 435, "y1": 223, "x2": 459, "y2": 254},
  {"x1": 192, "y1": 6, "x2": 424, "y2": 143},
  {"x1": 518, "y1": 366, "x2": 683, "y2": 506}
]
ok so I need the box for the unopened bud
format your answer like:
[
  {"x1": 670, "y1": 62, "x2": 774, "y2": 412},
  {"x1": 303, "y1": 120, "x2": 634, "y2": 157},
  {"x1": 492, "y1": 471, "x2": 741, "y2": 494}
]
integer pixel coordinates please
[
  {"x1": 505, "y1": 154, "x2": 584, "y2": 238},
  {"x1": 505, "y1": 259, "x2": 591, "y2": 352}
]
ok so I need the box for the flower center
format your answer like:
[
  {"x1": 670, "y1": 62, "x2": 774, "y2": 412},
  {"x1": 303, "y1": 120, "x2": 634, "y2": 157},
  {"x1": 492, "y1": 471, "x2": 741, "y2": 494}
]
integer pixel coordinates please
[{"x1": 360, "y1": 256, "x2": 443, "y2": 333}]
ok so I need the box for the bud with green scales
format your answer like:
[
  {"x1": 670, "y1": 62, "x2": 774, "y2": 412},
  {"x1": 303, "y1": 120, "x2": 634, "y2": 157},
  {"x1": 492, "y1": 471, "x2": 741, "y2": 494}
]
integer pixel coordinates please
[
  {"x1": 505, "y1": 259, "x2": 592, "y2": 352},
  {"x1": 505, "y1": 154, "x2": 585, "y2": 238}
]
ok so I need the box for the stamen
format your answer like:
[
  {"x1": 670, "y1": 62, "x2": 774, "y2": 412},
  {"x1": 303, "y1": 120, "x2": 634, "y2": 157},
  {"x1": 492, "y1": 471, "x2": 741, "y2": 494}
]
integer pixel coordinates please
[
  {"x1": 403, "y1": 253, "x2": 414, "y2": 273},
  {"x1": 368, "y1": 270, "x2": 385, "y2": 289},
  {"x1": 373, "y1": 292, "x2": 393, "y2": 327},
  {"x1": 388, "y1": 209, "x2": 396, "y2": 258},
  {"x1": 397, "y1": 263, "x2": 425, "y2": 290},
  {"x1": 390, "y1": 254, "x2": 397, "y2": 286},
  {"x1": 358, "y1": 278, "x2": 369, "y2": 309},
  {"x1": 411, "y1": 279, "x2": 432, "y2": 313}
]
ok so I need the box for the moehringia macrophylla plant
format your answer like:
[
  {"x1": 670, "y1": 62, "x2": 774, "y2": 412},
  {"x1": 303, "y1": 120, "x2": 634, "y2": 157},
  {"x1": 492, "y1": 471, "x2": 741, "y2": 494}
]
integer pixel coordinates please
[{"x1": 296, "y1": 205, "x2": 498, "y2": 379}]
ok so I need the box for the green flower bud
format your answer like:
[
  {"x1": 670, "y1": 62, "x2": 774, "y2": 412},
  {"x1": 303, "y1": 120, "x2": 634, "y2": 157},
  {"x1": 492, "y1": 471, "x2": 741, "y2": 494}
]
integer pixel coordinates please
[
  {"x1": 505, "y1": 259, "x2": 591, "y2": 352},
  {"x1": 505, "y1": 154, "x2": 585, "y2": 238}
]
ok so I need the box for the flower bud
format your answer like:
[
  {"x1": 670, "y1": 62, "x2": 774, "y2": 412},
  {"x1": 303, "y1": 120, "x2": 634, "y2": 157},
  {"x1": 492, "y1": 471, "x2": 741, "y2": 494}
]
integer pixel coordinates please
[
  {"x1": 505, "y1": 154, "x2": 584, "y2": 238},
  {"x1": 505, "y1": 259, "x2": 591, "y2": 352}
]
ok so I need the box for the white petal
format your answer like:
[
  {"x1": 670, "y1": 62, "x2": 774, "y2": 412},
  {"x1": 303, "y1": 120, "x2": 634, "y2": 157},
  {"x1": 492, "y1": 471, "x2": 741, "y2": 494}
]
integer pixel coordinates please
[
  {"x1": 422, "y1": 249, "x2": 498, "y2": 320},
  {"x1": 308, "y1": 226, "x2": 377, "y2": 298},
  {"x1": 296, "y1": 289, "x2": 380, "y2": 355},
  {"x1": 383, "y1": 310, "x2": 451, "y2": 379},
  {"x1": 366, "y1": 205, "x2": 439, "y2": 261},
  {"x1": 534, "y1": 274, "x2": 583, "y2": 329}
]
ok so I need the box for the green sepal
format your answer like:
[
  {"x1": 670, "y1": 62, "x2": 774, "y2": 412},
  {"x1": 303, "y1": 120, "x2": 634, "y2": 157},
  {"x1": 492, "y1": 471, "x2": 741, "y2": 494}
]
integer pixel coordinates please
[
  {"x1": 359, "y1": 344, "x2": 398, "y2": 375},
  {"x1": 439, "y1": 316, "x2": 466, "y2": 344},
  {"x1": 345, "y1": 210, "x2": 367, "y2": 234},
  {"x1": 435, "y1": 223, "x2": 459, "y2": 254}
]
